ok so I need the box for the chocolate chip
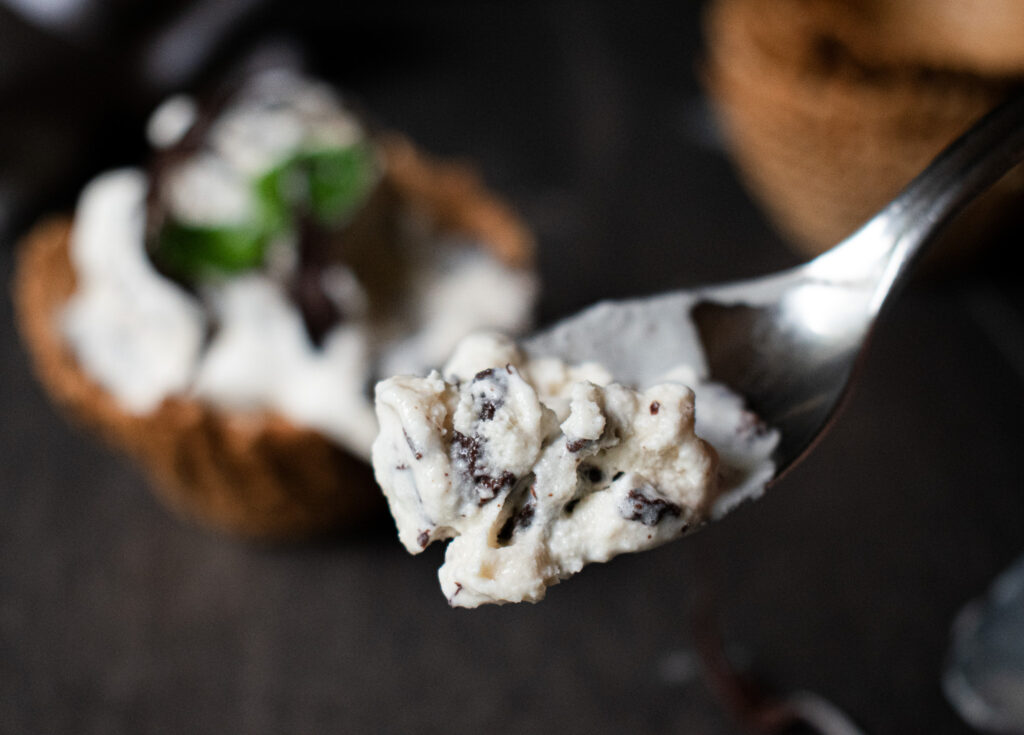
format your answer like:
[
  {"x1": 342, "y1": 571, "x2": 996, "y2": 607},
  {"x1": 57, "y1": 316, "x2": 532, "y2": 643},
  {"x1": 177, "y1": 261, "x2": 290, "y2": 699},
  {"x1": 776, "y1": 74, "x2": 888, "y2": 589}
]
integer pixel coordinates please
[
  {"x1": 451, "y1": 431, "x2": 516, "y2": 504},
  {"x1": 612, "y1": 471, "x2": 625, "y2": 481},
  {"x1": 622, "y1": 488, "x2": 681, "y2": 526},
  {"x1": 650, "y1": 401, "x2": 660, "y2": 415},
  {"x1": 476, "y1": 471, "x2": 517, "y2": 503},
  {"x1": 496, "y1": 495, "x2": 536, "y2": 544},
  {"x1": 451, "y1": 430, "x2": 481, "y2": 472},
  {"x1": 471, "y1": 368, "x2": 508, "y2": 422},
  {"x1": 417, "y1": 530, "x2": 430, "y2": 548},
  {"x1": 566, "y1": 438, "x2": 589, "y2": 452},
  {"x1": 404, "y1": 430, "x2": 423, "y2": 460}
]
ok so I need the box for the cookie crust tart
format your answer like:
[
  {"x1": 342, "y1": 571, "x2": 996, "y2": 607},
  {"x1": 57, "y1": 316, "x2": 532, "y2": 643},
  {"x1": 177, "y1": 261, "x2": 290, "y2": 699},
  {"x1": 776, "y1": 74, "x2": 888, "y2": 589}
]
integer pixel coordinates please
[
  {"x1": 704, "y1": 0, "x2": 1024, "y2": 259},
  {"x1": 13, "y1": 77, "x2": 535, "y2": 539}
]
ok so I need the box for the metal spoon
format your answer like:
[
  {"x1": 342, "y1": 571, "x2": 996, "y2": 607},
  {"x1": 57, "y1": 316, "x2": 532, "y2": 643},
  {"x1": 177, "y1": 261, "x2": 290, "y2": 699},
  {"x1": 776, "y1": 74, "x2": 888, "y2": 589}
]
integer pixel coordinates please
[{"x1": 523, "y1": 91, "x2": 1024, "y2": 487}]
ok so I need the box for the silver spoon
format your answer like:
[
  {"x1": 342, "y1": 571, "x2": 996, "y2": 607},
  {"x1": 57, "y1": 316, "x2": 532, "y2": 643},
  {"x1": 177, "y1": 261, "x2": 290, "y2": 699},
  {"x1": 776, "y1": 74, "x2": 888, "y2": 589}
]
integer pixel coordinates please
[{"x1": 523, "y1": 91, "x2": 1024, "y2": 488}]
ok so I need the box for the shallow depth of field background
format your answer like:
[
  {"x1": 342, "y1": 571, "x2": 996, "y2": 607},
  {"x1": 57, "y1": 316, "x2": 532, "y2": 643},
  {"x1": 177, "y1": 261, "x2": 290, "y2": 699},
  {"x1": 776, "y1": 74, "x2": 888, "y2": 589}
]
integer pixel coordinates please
[{"x1": 2, "y1": 2, "x2": 1023, "y2": 733}]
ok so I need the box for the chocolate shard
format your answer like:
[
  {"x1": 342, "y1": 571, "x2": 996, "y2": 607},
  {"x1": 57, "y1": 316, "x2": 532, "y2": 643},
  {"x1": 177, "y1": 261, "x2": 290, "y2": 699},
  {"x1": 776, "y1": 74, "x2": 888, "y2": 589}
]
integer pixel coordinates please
[
  {"x1": 621, "y1": 488, "x2": 681, "y2": 526},
  {"x1": 479, "y1": 402, "x2": 498, "y2": 421},
  {"x1": 496, "y1": 492, "x2": 536, "y2": 545},
  {"x1": 450, "y1": 430, "x2": 516, "y2": 504}
]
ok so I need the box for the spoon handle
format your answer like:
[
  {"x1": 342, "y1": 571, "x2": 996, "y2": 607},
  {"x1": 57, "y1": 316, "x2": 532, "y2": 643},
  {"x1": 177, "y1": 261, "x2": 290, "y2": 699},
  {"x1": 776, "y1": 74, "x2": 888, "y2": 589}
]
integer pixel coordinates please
[{"x1": 813, "y1": 89, "x2": 1024, "y2": 310}]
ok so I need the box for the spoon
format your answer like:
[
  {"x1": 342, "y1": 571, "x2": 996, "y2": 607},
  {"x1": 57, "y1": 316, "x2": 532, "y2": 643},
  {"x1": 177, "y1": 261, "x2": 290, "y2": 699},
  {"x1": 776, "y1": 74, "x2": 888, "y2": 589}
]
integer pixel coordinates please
[{"x1": 523, "y1": 91, "x2": 1024, "y2": 487}]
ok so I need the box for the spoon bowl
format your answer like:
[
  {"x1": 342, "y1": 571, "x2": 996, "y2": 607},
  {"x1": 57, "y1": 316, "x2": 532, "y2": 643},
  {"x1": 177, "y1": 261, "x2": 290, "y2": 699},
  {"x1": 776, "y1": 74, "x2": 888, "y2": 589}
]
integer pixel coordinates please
[{"x1": 524, "y1": 91, "x2": 1024, "y2": 484}]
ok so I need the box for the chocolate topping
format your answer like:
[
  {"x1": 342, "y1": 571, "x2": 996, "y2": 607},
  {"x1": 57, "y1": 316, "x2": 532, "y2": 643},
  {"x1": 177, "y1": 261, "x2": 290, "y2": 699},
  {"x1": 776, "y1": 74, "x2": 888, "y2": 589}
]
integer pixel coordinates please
[
  {"x1": 450, "y1": 430, "x2": 517, "y2": 505},
  {"x1": 622, "y1": 488, "x2": 682, "y2": 526},
  {"x1": 143, "y1": 74, "x2": 385, "y2": 348},
  {"x1": 288, "y1": 216, "x2": 345, "y2": 347}
]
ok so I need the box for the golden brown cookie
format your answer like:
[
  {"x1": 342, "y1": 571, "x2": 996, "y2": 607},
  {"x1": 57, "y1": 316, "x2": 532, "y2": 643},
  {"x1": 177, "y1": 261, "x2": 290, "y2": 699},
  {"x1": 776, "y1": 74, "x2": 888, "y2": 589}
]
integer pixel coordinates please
[
  {"x1": 703, "y1": 0, "x2": 1024, "y2": 260},
  {"x1": 13, "y1": 137, "x2": 533, "y2": 540}
]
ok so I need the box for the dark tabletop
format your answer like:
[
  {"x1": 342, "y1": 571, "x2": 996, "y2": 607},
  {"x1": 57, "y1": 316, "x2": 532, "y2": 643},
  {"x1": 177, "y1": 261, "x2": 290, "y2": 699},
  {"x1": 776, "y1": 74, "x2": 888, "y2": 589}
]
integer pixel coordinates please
[{"x1": 3, "y1": 2, "x2": 1024, "y2": 733}]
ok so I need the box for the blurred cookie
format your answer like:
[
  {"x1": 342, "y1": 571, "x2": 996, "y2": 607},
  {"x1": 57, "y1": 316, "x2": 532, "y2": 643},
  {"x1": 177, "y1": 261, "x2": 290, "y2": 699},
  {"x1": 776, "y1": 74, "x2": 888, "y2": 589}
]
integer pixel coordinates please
[{"x1": 704, "y1": 0, "x2": 1024, "y2": 260}]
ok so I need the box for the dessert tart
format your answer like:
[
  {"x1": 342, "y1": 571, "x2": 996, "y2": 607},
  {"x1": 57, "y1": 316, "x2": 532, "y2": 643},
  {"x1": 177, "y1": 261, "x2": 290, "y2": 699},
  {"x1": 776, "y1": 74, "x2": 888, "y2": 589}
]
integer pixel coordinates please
[
  {"x1": 13, "y1": 69, "x2": 537, "y2": 539},
  {"x1": 704, "y1": 0, "x2": 1024, "y2": 259}
]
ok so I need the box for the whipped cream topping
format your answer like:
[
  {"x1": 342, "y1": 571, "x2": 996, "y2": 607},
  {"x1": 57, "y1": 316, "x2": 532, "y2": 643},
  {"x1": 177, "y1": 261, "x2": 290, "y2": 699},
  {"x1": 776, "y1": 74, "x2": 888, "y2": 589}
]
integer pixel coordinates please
[
  {"x1": 60, "y1": 71, "x2": 537, "y2": 459},
  {"x1": 62, "y1": 170, "x2": 205, "y2": 414}
]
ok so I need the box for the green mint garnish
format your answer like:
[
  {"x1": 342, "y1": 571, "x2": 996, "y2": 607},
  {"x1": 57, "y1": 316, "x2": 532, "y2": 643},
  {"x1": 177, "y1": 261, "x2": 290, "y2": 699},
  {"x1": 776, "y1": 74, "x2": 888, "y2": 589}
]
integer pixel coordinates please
[
  {"x1": 254, "y1": 143, "x2": 378, "y2": 228},
  {"x1": 304, "y1": 144, "x2": 378, "y2": 224},
  {"x1": 155, "y1": 142, "x2": 379, "y2": 283},
  {"x1": 153, "y1": 222, "x2": 268, "y2": 281}
]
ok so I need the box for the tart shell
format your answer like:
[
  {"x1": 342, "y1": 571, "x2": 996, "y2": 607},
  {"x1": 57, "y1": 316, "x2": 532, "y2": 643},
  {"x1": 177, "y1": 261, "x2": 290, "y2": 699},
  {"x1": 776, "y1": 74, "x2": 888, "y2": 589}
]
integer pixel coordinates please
[
  {"x1": 13, "y1": 136, "x2": 534, "y2": 539},
  {"x1": 703, "y1": 0, "x2": 1024, "y2": 260}
]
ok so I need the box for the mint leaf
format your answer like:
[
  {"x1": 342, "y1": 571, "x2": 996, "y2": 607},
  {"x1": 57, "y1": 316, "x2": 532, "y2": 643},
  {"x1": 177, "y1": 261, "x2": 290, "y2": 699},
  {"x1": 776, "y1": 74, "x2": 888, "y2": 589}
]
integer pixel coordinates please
[
  {"x1": 153, "y1": 222, "x2": 267, "y2": 281},
  {"x1": 304, "y1": 144, "x2": 377, "y2": 224}
]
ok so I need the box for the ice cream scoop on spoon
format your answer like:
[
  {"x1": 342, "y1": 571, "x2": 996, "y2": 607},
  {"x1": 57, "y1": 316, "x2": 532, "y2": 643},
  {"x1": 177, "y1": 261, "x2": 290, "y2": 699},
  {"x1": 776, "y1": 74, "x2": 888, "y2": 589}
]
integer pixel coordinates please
[
  {"x1": 370, "y1": 92, "x2": 1024, "y2": 606},
  {"x1": 524, "y1": 90, "x2": 1024, "y2": 487}
]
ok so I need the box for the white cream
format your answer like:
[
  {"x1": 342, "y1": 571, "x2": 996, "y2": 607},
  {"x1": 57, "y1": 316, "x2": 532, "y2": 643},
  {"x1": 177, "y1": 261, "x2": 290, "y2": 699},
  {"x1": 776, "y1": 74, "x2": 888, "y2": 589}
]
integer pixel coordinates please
[
  {"x1": 164, "y1": 153, "x2": 254, "y2": 227},
  {"x1": 60, "y1": 72, "x2": 537, "y2": 459},
  {"x1": 62, "y1": 170, "x2": 205, "y2": 414},
  {"x1": 208, "y1": 71, "x2": 363, "y2": 177},
  {"x1": 372, "y1": 332, "x2": 777, "y2": 607},
  {"x1": 146, "y1": 94, "x2": 198, "y2": 150},
  {"x1": 191, "y1": 274, "x2": 379, "y2": 455},
  {"x1": 377, "y1": 245, "x2": 540, "y2": 378}
]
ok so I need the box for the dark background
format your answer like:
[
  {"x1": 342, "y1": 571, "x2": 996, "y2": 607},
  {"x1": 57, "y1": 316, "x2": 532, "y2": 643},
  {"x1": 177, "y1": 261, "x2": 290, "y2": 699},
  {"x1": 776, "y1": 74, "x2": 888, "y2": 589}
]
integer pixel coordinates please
[{"x1": 2, "y1": 2, "x2": 1023, "y2": 732}]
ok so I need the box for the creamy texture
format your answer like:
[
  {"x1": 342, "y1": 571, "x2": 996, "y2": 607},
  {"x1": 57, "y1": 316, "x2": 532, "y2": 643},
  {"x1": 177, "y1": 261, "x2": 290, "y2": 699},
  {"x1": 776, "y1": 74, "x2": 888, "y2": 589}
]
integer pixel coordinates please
[
  {"x1": 522, "y1": 293, "x2": 781, "y2": 514},
  {"x1": 60, "y1": 71, "x2": 537, "y2": 458},
  {"x1": 372, "y1": 332, "x2": 777, "y2": 607},
  {"x1": 160, "y1": 70, "x2": 368, "y2": 229},
  {"x1": 62, "y1": 170, "x2": 205, "y2": 414}
]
